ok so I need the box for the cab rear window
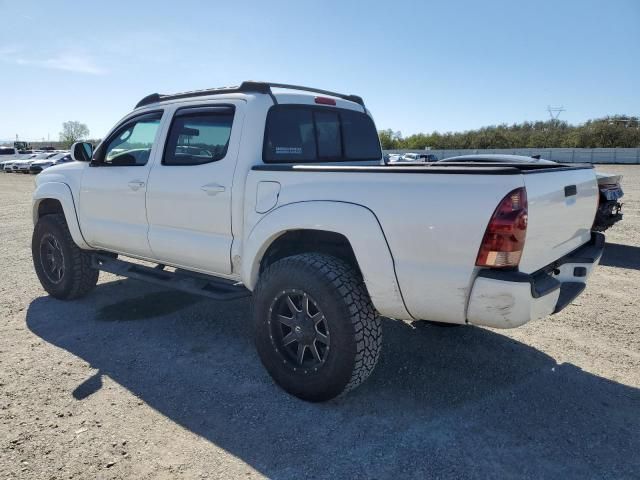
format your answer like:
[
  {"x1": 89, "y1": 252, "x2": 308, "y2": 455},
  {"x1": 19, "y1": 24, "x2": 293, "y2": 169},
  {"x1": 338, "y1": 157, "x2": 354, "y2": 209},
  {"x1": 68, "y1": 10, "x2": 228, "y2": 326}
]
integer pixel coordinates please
[{"x1": 263, "y1": 105, "x2": 381, "y2": 163}]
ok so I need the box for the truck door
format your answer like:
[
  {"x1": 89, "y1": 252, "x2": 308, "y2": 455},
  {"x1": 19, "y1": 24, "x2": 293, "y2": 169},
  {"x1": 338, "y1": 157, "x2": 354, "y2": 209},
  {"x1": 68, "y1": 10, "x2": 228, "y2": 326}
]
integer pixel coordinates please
[
  {"x1": 79, "y1": 111, "x2": 164, "y2": 258},
  {"x1": 145, "y1": 101, "x2": 244, "y2": 275}
]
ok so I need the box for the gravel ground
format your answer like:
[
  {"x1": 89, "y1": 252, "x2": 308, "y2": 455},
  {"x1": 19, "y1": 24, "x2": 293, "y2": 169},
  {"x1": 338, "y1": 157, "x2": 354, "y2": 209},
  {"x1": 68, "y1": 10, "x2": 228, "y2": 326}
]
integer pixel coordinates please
[{"x1": 1, "y1": 167, "x2": 638, "y2": 479}]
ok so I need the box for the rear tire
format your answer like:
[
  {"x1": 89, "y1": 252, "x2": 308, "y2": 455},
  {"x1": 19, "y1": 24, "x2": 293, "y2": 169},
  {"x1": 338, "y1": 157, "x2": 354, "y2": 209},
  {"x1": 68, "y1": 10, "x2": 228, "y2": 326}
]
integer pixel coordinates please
[
  {"x1": 32, "y1": 214, "x2": 99, "y2": 300},
  {"x1": 253, "y1": 253, "x2": 382, "y2": 402}
]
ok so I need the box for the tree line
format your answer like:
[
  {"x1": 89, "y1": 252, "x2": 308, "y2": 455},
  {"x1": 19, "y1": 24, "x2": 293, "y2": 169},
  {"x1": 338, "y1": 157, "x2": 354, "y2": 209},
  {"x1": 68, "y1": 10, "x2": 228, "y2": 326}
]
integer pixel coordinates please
[{"x1": 379, "y1": 115, "x2": 640, "y2": 150}]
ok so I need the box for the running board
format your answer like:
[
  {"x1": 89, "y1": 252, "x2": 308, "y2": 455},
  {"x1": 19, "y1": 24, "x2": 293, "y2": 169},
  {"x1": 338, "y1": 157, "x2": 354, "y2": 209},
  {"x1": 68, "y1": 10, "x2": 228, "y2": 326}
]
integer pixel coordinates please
[{"x1": 91, "y1": 254, "x2": 250, "y2": 301}]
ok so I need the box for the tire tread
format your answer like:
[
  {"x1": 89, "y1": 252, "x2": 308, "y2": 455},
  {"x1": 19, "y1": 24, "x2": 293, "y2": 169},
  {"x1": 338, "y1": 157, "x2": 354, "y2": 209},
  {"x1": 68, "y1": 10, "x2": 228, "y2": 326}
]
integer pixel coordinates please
[
  {"x1": 255, "y1": 253, "x2": 382, "y2": 398},
  {"x1": 33, "y1": 214, "x2": 98, "y2": 299}
]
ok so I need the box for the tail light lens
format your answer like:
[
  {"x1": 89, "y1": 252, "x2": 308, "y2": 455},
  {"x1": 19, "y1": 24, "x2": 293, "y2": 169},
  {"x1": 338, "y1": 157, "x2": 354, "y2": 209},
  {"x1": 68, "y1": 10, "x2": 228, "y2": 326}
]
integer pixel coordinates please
[{"x1": 476, "y1": 187, "x2": 528, "y2": 268}]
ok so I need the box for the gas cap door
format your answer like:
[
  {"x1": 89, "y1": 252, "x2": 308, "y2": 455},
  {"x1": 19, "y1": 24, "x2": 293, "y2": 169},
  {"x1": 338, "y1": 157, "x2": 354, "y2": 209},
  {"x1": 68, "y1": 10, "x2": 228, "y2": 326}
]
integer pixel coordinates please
[{"x1": 255, "y1": 181, "x2": 281, "y2": 213}]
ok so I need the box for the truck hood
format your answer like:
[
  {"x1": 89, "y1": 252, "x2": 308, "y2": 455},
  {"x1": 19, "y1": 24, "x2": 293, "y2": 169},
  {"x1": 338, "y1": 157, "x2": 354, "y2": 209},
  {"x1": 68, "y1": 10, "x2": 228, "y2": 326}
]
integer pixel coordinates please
[{"x1": 35, "y1": 161, "x2": 86, "y2": 187}]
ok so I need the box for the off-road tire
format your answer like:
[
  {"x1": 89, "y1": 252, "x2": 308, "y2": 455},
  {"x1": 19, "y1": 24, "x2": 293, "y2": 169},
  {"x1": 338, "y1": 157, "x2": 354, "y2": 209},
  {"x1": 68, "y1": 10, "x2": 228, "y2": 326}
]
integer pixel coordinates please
[
  {"x1": 32, "y1": 213, "x2": 98, "y2": 300},
  {"x1": 253, "y1": 253, "x2": 382, "y2": 402}
]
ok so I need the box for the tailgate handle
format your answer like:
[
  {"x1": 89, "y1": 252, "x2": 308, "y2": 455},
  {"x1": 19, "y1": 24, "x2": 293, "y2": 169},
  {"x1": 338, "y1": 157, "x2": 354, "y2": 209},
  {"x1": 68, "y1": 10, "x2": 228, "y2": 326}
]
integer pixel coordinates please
[{"x1": 564, "y1": 185, "x2": 577, "y2": 197}]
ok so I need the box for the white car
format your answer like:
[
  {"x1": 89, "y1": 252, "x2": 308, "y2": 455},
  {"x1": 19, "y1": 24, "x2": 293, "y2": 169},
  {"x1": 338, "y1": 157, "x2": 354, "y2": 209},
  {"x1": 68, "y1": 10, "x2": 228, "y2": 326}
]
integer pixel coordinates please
[
  {"x1": 31, "y1": 81, "x2": 604, "y2": 401},
  {"x1": 14, "y1": 152, "x2": 59, "y2": 173},
  {"x1": 387, "y1": 152, "x2": 438, "y2": 164},
  {"x1": 402, "y1": 152, "x2": 438, "y2": 162},
  {"x1": 29, "y1": 152, "x2": 72, "y2": 173},
  {"x1": 0, "y1": 146, "x2": 21, "y2": 171}
]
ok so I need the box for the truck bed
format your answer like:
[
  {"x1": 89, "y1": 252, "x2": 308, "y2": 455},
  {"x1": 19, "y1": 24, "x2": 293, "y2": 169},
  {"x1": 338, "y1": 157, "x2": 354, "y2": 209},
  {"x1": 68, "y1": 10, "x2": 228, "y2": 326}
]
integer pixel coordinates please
[{"x1": 248, "y1": 161, "x2": 598, "y2": 324}]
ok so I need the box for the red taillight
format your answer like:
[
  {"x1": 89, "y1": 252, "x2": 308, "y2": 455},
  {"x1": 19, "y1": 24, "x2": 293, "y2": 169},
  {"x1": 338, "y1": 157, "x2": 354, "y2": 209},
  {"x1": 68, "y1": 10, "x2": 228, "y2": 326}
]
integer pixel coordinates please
[
  {"x1": 476, "y1": 187, "x2": 528, "y2": 268},
  {"x1": 315, "y1": 96, "x2": 336, "y2": 105}
]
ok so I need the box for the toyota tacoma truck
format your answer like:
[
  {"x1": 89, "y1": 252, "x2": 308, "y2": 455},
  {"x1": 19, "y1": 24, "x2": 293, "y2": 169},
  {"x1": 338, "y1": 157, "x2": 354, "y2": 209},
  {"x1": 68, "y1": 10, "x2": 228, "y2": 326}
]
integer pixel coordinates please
[{"x1": 31, "y1": 82, "x2": 604, "y2": 401}]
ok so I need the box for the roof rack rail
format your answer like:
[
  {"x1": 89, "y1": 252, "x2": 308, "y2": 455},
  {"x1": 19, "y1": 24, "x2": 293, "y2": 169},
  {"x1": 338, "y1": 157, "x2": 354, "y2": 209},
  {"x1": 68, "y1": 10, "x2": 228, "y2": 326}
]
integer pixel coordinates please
[{"x1": 134, "y1": 81, "x2": 365, "y2": 109}]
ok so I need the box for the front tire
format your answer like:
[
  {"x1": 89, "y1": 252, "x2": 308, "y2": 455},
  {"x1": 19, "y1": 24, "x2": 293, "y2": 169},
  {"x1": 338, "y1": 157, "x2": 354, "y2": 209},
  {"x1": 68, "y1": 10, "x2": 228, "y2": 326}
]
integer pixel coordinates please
[
  {"x1": 253, "y1": 253, "x2": 382, "y2": 402},
  {"x1": 32, "y1": 214, "x2": 99, "y2": 300}
]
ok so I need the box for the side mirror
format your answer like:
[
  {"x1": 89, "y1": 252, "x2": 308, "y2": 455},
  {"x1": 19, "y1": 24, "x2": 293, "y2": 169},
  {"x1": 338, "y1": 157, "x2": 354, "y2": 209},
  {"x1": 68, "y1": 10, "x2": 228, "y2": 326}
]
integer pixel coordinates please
[{"x1": 71, "y1": 142, "x2": 93, "y2": 162}]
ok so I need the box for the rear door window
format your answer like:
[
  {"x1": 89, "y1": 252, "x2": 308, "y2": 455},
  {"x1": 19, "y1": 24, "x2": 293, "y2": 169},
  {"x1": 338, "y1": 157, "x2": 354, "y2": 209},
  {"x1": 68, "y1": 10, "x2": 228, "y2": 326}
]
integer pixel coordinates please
[
  {"x1": 163, "y1": 106, "x2": 234, "y2": 166},
  {"x1": 263, "y1": 105, "x2": 381, "y2": 163}
]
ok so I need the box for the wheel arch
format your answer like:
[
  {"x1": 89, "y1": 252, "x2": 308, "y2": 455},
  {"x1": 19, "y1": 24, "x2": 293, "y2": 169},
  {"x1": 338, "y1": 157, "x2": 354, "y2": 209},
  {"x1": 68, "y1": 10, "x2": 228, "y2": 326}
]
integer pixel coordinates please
[
  {"x1": 241, "y1": 201, "x2": 411, "y2": 320},
  {"x1": 32, "y1": 182, "x2": 91, "y2": 250}
]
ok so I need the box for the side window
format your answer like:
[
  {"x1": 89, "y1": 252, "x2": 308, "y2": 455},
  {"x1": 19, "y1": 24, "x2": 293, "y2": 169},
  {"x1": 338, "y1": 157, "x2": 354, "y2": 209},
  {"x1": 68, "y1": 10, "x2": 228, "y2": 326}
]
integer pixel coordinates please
[
  {"x1": 100, "y1": 112, "x2": 162, "y2": 166},
  {"x1": 163, "y1": 106, "x2": 234, "y2": 166}
]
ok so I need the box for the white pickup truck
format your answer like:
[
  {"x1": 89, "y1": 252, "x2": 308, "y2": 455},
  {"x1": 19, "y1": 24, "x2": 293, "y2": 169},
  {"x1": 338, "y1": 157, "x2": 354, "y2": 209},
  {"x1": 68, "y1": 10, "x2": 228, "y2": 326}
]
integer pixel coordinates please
[{"x1": 31, "y1": 82, "x2": 604, "y2": 401}]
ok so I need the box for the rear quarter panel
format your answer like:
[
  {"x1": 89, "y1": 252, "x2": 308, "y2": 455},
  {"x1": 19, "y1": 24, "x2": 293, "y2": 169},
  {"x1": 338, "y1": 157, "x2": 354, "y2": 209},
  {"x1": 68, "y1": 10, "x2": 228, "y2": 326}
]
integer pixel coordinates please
[{"x1": 245, "y1": 169, "x2": 524, "y2": 323}]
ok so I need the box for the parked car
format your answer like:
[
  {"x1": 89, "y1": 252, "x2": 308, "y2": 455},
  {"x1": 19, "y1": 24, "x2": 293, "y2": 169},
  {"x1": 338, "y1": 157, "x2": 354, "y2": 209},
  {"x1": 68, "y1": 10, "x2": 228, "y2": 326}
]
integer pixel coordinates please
[
  {"x1": 14, "y1": 152, "x2": 59, "y2": 173},
  {"x1": 5, "y1": 151, "x2": 44, "y2": 172},
  {"x1": 385, "y1": 152, "x2": 438, "y2": 164},
  {"x1": 439, "y1": 154, "x2": 624, "y2": 231},
  {"x1": 31, "y1": 81, "x2": 604, "y2": 401},
  {"x1": 404, "y1": 152, "x2": 438, "y2": 162},
  {"x1": 29, "y1": 152, "x2": 72, "y2": 173},
  {"x1": 1, "y1": 146, "x2": 21, "y2": 171},
  {"x1": 0, "y1": 146, "x2": 20, "y2": 159},
  {"x1": 3, "y1": 159, "x2": 22, "y2": 172}
]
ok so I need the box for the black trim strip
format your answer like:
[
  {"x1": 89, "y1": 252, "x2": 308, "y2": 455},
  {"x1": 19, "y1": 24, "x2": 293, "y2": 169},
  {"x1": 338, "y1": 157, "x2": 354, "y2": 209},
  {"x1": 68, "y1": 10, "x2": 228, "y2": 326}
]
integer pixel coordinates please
[
  {"x1": 252, "y1": 164, "x2": 523, "y2": 175},
  {"x1": 553, "y1": 282, "x2": 586, "y2": 313},
  {"x1": 476, "y1": 269, "x2": 561, "y2": 299},
  {"x1": 252, "y1": 163, "x2": 594, "y2": 175}
]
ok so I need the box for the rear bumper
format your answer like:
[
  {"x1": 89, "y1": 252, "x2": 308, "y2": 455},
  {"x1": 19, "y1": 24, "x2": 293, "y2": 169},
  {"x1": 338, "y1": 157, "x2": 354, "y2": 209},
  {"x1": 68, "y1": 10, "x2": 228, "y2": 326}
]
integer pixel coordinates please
[{"x1": 467, "y1": 232, "x2": 604, "y2": 329}]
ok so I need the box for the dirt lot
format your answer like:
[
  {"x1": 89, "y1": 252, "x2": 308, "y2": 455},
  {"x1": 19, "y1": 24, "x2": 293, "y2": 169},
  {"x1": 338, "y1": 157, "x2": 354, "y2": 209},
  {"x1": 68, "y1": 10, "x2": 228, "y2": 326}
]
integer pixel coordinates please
[{"x1": 1, "y1": 166, "x2": 638, "y2": 479}]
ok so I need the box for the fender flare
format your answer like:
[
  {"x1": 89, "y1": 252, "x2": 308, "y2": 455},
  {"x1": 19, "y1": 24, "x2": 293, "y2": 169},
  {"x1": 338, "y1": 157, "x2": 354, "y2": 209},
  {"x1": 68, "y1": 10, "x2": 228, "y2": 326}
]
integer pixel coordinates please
[
  {"x1": 241, "y1": 201, "x2": 411, "y2": 320},
  {"x1": 32, "y1": 182, "x2": 91, "y2": 250}
]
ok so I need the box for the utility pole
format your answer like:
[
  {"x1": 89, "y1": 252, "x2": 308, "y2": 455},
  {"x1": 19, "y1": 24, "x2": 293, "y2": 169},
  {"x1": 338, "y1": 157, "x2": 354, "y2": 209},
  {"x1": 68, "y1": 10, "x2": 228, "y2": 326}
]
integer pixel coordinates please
[{"x1": 547, "y1": 105, "x2": 565, "y2": 121}]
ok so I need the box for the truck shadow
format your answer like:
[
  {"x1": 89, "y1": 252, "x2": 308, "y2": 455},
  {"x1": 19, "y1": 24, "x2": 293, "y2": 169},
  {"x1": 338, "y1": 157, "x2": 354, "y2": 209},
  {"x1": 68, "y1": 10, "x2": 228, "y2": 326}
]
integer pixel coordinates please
[
  {"x1": 600, "y1": 242, "x2": 640, "y2": 270},
  {"x1": 26, "y1": 280, "x2": 639, "y2": 479}
]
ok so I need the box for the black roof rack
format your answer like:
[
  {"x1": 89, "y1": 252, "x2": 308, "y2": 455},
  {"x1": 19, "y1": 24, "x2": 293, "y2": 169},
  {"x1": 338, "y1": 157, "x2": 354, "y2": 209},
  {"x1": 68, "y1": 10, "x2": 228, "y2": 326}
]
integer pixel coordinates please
[{"x1": 134, "y1": 81, "x2": 365, "y2": 109}]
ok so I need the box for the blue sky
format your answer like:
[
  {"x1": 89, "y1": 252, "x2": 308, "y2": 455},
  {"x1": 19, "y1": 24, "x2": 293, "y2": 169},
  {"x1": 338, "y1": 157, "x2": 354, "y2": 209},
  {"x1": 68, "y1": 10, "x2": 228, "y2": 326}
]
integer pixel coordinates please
[{"x1": 1, "y1": 0, "x2": 638, "y2": 141}]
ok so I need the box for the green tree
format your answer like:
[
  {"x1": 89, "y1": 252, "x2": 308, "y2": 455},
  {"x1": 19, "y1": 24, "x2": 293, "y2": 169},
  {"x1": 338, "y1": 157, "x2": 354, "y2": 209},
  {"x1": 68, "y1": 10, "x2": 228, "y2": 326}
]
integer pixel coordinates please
[
  {"x1": 378, "y1": 129, "x2": 403, "y2": 149},
  {"x1": 59, "y1": 121, "x2": 90, "y2": 148},
  {"x1": 379, "y1": 115, "x2": 640, "y2": 150}
]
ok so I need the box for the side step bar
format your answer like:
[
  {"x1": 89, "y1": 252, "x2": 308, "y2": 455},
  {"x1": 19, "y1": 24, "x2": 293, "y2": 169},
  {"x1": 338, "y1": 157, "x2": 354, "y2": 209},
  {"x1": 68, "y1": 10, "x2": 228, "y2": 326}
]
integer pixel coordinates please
[{"x1": 91, "y1": 254, "x2": 250, "y2": 301}]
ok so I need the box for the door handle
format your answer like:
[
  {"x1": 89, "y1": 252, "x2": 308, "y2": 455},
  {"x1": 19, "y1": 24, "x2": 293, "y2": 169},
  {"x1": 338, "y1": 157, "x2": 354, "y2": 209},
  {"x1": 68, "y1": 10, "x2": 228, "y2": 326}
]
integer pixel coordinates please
[
  {"x1": 128, "y1": 180, "x2": 145, "y2": 191},
  {"x1": 201, "y1": 183, "x2": 226, "y2": 196}
]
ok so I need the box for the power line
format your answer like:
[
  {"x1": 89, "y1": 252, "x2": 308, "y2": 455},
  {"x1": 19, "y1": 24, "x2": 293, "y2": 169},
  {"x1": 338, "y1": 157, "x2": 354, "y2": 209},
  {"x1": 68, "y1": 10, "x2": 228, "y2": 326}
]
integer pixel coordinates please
[{"x1": 547, "y1": 105, "x2": 565, "y2": 120}]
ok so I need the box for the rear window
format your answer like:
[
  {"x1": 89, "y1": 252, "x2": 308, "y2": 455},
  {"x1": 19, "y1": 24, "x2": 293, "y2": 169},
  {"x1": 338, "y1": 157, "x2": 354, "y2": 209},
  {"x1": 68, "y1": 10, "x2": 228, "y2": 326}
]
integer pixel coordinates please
[
  {"x1": 263, "y1": 105, "x2": 381, "y2": 163},
  {"x1": 0, "y1": 148, "x2": 15, "y2": 155}
]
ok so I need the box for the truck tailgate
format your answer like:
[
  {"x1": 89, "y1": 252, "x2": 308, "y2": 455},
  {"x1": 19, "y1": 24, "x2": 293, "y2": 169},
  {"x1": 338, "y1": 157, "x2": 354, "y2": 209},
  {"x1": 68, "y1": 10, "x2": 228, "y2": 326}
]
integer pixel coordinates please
[{"x1": 518, "y1": 167, "x2": 599, "y2": 273}]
